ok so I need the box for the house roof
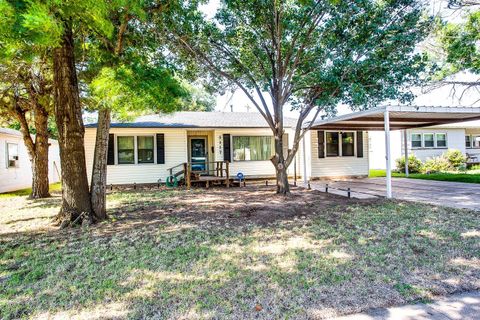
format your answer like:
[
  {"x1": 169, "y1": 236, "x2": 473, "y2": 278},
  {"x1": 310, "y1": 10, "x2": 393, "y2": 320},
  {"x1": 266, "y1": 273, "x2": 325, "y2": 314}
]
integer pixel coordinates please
[
  {"x1": 86, "y1": 112, "x2": 297, "y2": 129},
  {"x1": 0, "y1": 128, "x2": 23, "y2": 137},
  {"x1": 429, "y1": 119, "x2": 480, "y2": 129},
  {"x1": 0, "y1": 127, "x2": 58, "y2": 143},
  {"x1": 309, "y1": 105, "x2": 480, "y2": 131}
]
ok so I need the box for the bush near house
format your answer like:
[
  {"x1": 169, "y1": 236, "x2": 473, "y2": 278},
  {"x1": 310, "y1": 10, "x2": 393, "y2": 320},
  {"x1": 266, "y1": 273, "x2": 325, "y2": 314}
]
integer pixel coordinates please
[
  {"x1": 395, "y1": 154, "x2": 423, "y2": 173},
  {"x1": 444, "y1": 149, "x2": 467, "y2": 170},
  {"x1": 422, "y1": 156, "x2": 452, "y2": 173},
  {"x1": 395, "y1": 149, "x2": 467, "y2": 174}
]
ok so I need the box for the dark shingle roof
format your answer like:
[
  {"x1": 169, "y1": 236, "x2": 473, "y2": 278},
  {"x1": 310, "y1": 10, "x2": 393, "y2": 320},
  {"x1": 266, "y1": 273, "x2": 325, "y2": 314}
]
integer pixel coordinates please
[{"x1": 85, "y1": 112, "x2": 297, "y2": 128}]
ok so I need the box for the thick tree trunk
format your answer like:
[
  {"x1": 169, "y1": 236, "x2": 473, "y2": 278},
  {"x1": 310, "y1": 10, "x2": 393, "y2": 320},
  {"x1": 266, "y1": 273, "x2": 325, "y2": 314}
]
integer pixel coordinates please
[
  {"x1": 31, "y1": 107, "x2": 50, "y2": 198},
  {"x1": 272, "y1": 130, "x2": 290, "y2": 194},
  {"x1": 53, "y1": 21, "x2": 92, "y2": 225},
  {"x1": 15, "y1": 106, "x2": 50, "y2": 198},
  {"x1": 90, "y1": 109, "x2": 111, "y2": 221}
]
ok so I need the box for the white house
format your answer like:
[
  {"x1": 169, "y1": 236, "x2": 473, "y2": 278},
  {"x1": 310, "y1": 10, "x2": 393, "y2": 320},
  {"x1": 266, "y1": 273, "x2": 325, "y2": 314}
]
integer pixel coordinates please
[
  {"x1": 84, "y1": 112, "x2": 370, "y2": 185},
  {"x1": 369, "y1": 120, "x2": 480, "y2": 169},
  {"x1": 0, "y1": 128, "x2": 61, "y2": 193}
]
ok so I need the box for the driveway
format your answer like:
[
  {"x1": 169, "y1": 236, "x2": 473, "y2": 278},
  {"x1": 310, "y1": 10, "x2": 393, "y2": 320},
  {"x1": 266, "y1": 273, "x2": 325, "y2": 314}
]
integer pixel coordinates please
[{"x1": 309, "y1": 177, "x2": 480, "y2": 211}]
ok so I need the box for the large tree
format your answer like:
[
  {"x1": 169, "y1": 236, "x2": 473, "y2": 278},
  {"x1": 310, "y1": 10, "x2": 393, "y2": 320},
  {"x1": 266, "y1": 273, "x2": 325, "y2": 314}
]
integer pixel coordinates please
[
  {"x1": 0, "y1": 57, "x2": 53, "y2": 198},
  {"x1": 84, "y1": 1, "x2": 212, "y2": 220},
  {"x1": 427, "y1": 1, "x2": 480, "y2": 100},
  {"x1": 163, "y1": 0, "x2": 430, "y2": 194},
  {"x1": 1, "y1": 0, "x2": 114, "y2": 224}
]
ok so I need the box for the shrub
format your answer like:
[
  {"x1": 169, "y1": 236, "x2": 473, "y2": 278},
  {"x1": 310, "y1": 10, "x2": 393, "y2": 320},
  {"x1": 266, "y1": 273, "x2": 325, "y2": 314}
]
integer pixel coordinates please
[
  {"x1": 445, "y1": 149, "x2": 466, "y2": 169},
  {"x1": 395, "y1": 154, "x2": 423, "y2": 173},
  {"x1": 422, "y1": 156, "x2": 452, "y2": 173}
]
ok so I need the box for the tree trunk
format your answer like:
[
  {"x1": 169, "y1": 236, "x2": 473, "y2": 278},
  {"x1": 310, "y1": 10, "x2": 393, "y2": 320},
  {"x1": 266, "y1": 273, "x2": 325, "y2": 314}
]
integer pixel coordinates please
[
  {"x1": 273, "y1": 130, "x2": 290, "y2": 194},
  {"x1": 90, "y1": 109, "x2": 111, "y2": 221},
  {"x1": 31, "y1": 107, "x2": 50, "y2": 198},
  {"x1": 15, "y1": 106, "x2": 51, "y2": 198},
  {"x1": 53, "y1": 21, "x2": 92, "y2": 225}
]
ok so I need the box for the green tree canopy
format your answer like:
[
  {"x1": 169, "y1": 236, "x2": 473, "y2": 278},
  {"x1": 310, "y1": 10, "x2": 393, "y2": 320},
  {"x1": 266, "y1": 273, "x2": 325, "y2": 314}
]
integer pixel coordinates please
[{"x1": 162, "y1": 0, "x2": 431, "y2": 193}]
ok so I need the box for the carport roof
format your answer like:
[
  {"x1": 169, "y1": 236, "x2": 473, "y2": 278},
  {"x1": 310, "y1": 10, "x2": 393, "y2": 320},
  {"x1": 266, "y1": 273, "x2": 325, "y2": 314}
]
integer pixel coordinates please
[{"x1": 309, "y1": 105, "x2": 480, "y2": 131}]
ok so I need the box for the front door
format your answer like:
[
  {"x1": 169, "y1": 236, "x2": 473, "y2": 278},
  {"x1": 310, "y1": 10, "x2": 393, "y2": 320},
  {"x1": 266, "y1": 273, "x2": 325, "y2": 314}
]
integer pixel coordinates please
[{"x1": 190, "y1": 137, "x2": 207, "y2": 172}]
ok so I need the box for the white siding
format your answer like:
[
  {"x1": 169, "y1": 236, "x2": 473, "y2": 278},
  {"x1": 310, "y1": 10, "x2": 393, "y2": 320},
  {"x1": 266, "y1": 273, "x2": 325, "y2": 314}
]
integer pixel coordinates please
[
  {"x1": 0, "y1": 133, "x2": 61, "y2": 193},
  {"x1": 213, "y1": 128, "x2": 296, "y2": 178},
  {"x1": 465, "y1": 128, "x2": 480, "y2": 159},
  {"x1": 85, "y1": 126, "x2": 373, "y2": 184},
  {"x1": 85, "y1": 128, "x2": 187, "y2": 185},
  {"x1": 309, "y1": 130, "x2": 369, "y2": 178},
  {"x1": 368, "y1": 131, "x2": 402, "y2": 170},
  {"x1": 369, "y1": 128, "x2": 475, "y2": 170},
  {"x1": 404, "y1": 128, "x2": 466, "y2": 162}
]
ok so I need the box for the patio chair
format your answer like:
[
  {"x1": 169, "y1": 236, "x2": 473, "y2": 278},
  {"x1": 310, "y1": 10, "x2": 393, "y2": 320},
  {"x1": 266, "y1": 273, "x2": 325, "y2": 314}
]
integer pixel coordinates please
[{"x1": 466, "y1": 153, "x2": 478, "y2": 163}]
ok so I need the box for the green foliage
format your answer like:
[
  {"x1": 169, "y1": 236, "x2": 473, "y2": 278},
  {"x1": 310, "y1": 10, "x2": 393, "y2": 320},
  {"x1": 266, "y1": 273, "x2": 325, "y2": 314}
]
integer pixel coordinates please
[
  {"x1": 166, "y1": 0, "x2": 431, "y2": 113},
  {"x1": 395, "y1": 154, "x2": 423, "y2": 173},
  {"x1": 445, "y1": 149, "x2": 467, "y2": 169},
  {"x1": 0, "y1": 0, "x2": 113, "y2": 57},
  {"x1": 177, "y1": 81, "x2": 216, "y2": 111},
  {"x1": 369, "y1": 169, "x2": 480, "y2": 183},
  {"x1": 422, "y1": 156, "x2": 452, "y2": 173},
  {"x1": 6, "y1": 117, "x2": 58, "y2": 139},
  {"x1": 432, "y1": 8, "x2": 480, "y2": 80},
  {"x1": 421, "y1": 149, "x2": 466, "y2": 173},
  {"x1": 394, "y1": 149, "x2": 467, "y2": 175},
  {"x1": 87, "y1": 64, "x2": 189, "y2": 120}
]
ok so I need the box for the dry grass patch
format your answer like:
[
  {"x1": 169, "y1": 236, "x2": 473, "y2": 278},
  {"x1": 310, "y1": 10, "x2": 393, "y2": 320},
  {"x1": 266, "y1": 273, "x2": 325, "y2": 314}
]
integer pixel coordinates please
[{"x1": 0, "y1": 186, "x2": 479, "y2": 319}]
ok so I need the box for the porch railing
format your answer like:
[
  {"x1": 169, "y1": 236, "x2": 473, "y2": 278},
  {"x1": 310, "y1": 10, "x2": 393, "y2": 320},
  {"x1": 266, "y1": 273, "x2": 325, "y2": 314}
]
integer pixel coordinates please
[{"x1": 166, "y1": 160, "x2": 230, "y2": 188}]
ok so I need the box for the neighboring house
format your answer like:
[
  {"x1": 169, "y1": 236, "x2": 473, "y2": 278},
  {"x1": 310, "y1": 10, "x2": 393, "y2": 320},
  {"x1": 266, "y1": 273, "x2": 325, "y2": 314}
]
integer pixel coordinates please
[
  {"x1": 0, "y1": 128, "x2": 61, "y2": 193},
  {"x1": 84, "y1": 112, "x2": 370, "y2": 185},
  {"x1": 369, "y1": 120, "x2": 480, "y2": 169}
]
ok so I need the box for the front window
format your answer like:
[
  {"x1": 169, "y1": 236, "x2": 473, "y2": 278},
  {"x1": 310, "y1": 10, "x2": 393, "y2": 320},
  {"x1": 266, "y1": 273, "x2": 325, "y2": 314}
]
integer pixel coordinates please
[
  {"x1": 411, "y1": 134, "x2": 422, "y2": 148},
  {"x1": 424, "y1": 133, "x2": 434, "y2": 148},
  {"x1": 117, "y1": 136, "x2": 134, "y2": 164},
  {"x1": 326, "y1": 132, "x2": 340, "y2": 157},
  {"x1": 466, "y1": 135, "x2": 472, "y2": 148},
  {"x1": 6, "y1": 143, "x2": 18, "y2": 168},
  {"x1": 233, "y1": 136, "x2": 273, "y2": 161},
  {"x1": 137, "y1": 136, "x2": 154, "y2": 164},
  {"x1": 341, "y1": 132, "x2": 355, "y2": 156},
  {"x1": 473, "y1": 135, "x2": 480, "y2": 148},
  {"x1": 436, "y1": 133, "x2": 447, "y2": 148}
]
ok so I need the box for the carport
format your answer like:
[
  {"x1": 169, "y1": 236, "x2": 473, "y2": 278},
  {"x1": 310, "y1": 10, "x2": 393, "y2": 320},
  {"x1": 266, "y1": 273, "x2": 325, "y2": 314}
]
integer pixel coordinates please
[{"x1": 309, "y1": 105, "x2": 480, "y2": 198}]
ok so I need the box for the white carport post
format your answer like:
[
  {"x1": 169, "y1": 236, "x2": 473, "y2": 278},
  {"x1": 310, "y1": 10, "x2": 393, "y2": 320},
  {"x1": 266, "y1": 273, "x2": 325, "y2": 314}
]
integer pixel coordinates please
[
  {"x1": 384, "y1": 110, "x2": 392, "y2": 198},
  {"x1": 403, "y1": 130, "x2": 409, "y2": 177}
]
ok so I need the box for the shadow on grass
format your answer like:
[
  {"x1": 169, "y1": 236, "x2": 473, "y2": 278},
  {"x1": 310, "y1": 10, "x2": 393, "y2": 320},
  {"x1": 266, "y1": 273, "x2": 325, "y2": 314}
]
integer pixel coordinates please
[{"x1": 0, "y1": 187, "x2": 479, "y2": 319}]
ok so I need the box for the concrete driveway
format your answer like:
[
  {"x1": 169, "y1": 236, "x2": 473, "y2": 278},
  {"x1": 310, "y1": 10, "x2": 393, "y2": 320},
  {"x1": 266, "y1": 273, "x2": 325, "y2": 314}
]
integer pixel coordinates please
[{"x1": 309, "y1": 177, "x2": 480, "y2": 211}]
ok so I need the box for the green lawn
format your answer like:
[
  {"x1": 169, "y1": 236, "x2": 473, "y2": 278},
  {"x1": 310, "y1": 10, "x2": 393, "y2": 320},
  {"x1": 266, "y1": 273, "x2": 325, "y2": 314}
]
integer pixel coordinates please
[
  {"x1": 1, "y1": 187, "x2": 479, "y2": 319},
  {"x1": 369, "y1": 169, "x2": 480, "y2": 184},
  {"x1": 0, "y1": 182, "x2": 62, "y2": 199}
]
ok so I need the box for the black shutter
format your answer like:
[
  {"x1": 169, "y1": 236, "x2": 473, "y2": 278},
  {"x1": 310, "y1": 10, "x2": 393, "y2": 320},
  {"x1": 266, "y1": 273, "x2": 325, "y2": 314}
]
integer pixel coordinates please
[
  {"x1": 317, "y1": 131, "x2": 325, "y2": 158},
  {"x1": 223, "y1": 134, "x2": 231, "y2": 162},
  {"x1": 356, "y1": 131, "x2": 364, "y2": 158},
  {"x1": 107, "y1": 134, "x2": 115, "y2": 165},
  {"x1": 156, "y1": 134, "x2": 165, "y2": 164}
]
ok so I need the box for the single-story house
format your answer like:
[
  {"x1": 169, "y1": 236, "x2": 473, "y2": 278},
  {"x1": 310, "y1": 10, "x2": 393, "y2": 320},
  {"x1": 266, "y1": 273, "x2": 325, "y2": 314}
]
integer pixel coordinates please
[
  {"x1": 84, "y1": 112, "x2": 370, "y2": 185},
  {"x1": 307, "y1": 105, "x2": 480, "y2": 198},
  {"x1": 0, "y1": 128, "x2": 61, "y2": 193},
  {"x1": 369, "y1": 120, "x2": 480, "y2": 169}
]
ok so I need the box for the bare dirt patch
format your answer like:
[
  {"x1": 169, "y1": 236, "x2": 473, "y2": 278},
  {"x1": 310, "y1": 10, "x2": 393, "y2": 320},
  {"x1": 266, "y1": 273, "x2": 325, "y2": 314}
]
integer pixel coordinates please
[{"x1": 0, "y1": 185, "x2": 478, "y2": 320}]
